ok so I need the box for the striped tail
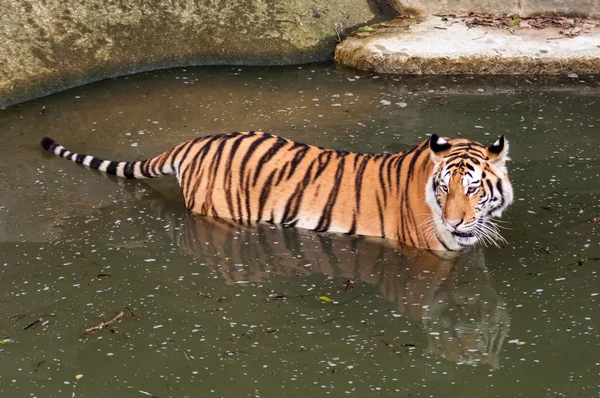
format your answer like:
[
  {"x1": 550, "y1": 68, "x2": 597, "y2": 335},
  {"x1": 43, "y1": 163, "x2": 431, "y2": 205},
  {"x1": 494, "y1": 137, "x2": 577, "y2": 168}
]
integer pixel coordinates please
[{"x1": 40, "y1": 137, "x2": 177, "y2": 179}]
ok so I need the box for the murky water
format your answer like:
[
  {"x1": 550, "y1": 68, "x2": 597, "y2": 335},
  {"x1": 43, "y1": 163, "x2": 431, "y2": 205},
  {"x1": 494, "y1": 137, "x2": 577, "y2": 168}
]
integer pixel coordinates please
[{"x1": 1, "y1": 64, "x2": 599, "y2": 397}]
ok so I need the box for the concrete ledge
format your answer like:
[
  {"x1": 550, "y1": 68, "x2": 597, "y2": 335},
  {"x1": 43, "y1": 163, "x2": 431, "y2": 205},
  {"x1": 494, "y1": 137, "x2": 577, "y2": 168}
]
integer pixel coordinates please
[
  {"x1": 392, "y1": 0, "x2": 600, "y2": 18},
  {"x1": 335, "y1": 16, "x2": 600, "y2": 74}
]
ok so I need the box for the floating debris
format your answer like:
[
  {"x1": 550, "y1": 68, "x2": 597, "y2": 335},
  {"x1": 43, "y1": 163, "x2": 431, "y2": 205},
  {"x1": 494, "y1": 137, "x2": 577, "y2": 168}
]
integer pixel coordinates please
[
  {"x1": 85, "y1": 311, "x2": 125, "y2": 334},
  {"x1": 508, "y1": 339, "x2": 527, "y2": 345},
  {"x1": 23, "y1": 318, "x2": 42, "y2": 330}
]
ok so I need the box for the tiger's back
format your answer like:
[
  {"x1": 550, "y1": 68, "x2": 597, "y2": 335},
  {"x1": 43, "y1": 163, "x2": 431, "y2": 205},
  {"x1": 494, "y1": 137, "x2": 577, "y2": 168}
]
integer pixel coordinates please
[{"x1": 174, "y1": 132, "x2": 429, "y2": 243}]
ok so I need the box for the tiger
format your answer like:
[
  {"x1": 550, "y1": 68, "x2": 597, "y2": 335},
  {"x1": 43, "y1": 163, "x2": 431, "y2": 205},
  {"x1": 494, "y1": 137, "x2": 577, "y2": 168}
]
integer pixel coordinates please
[{"x1": 40, "y1": 131, "x2": 513, "y2": 251}]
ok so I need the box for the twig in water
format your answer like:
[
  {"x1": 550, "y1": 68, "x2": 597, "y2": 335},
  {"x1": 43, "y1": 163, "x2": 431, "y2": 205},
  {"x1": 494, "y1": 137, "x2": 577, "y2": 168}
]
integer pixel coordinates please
[
  {"x1": 339, "y1": 292, "x2": 373, "y2": 305},
  {"x1": 85, "y1": 311, "x2": 125, "y2": 334},
  {"x1": 263, "y1": 293, "x2": 320, "y2": 303},
  {"x1": 322, "y1": 316, "x2": 346, "y2": 324},
  {"x1": 34, "y1": 360, "x2": 45, "y2": 372},
  {"x1": 23, "y1": 318, "x2": 42, "y2": 330},
  {"x1": 553, "y1": 257, "x2": 600, "y2": 269},
  {"x1": 124, "y1": 306, "x2": 136, "y2": 318},
  {"x1": 2, "y1": 313, "x2": 56, "y2": 321},
  {"x1": 343, "y1": 280, "x2": 354, "y2": 292}
]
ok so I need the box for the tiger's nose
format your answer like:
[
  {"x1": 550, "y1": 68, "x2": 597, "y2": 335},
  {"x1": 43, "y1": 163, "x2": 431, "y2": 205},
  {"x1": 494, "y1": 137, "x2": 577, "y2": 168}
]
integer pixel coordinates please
[{"x1": 445, "y1": 219, "x2": 463, "y2": 230}]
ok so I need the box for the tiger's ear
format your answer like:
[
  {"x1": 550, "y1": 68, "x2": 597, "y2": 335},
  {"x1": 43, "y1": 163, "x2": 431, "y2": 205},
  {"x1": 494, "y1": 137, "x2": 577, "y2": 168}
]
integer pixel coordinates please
[
  {"x1": 429, "y1": 134, "x2": 452, "y2": 164},
  {"x1": 487, "y1": 135, "x2": 509, "y2": 168}
]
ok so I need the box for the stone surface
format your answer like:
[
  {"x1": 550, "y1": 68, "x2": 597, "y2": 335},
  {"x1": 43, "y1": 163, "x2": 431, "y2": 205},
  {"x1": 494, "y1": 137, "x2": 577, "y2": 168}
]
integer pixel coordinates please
[
  {"x1": 0, "y1": 0, "x2": 396, "y2": 108},
  {"x1": 335, "y1": 17, "x2": 600, "y2": 75},
  {"x1": 393, "y1": 0, "x2": 600, "y2": 17}
]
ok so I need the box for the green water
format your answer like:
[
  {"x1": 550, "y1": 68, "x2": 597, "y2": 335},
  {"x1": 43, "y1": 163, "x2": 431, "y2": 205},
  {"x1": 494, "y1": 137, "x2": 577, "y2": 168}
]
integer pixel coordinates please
[{"x1": 1, "y1": 65, "x2": 599, "y2": 397}]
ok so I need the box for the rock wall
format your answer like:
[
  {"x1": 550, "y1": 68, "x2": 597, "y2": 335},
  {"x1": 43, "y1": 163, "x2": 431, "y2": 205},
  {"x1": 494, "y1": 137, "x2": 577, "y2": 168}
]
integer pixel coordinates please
[
  {"x1": 0, "y1": 0, "x2": 396, "y2": 108},
  {"x1": 394, "y1": 0, "x2": 600, "y2": 17}
]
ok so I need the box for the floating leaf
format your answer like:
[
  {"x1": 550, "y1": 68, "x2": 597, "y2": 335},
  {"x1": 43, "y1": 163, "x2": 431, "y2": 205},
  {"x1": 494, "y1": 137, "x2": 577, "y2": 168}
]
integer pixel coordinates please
[
  {"x1": 0, "y1": 339, "x2": 13, "y2": 344},
  {"x1": 319, "y1": 295, "x2": 334, "y2": 303}
]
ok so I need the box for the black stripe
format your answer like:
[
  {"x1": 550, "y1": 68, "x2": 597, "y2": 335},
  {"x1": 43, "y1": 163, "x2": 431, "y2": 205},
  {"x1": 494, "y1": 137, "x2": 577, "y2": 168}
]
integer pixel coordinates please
[
  {"x1": 244, "y1": 174, "x2": 253, "y2": 223},
  {"x1": 202, "y1": 136, "x2": 235, "y2": 210},
  {"x1": 446, "y1": 153, "x2": 485, "y2": 163},
  {"x1": 168, "y1": 140, "x2": 195, "y2": 168},
  {"x1": 394, "y1": 152, "x2": 409, "y2": 240},
  {"x1": 496, "y1": 180, "x2": 506, "y2": 208},
  {"x1": 402, "y1": 146, "x2": 427, "y2": 247},
  {"x1": 354, "y1": 154, "x2": 370, "y2": 213},
  {"x1": 123, "y1": 162, "x2": 135, "y2": 179},
  {"x1": 253, "y1": 137, "x2": 287, "y2": 186},
  {"x1": 235, "y1": 189, "x2": 243, "y2": 221},
  {"x1": 275, "y1": 163, "x2": 289, "y2": 186},
  {"x1": 315, "y1": 157, "x2": 345, "y2": 232},
  {"x1": 486, "y1": 179, "x2": 494, "y2": 200},
  {"x1": 281, "y1": 161, "x2": 315, "y2": 225},
  {"x1": 386, "y1": 154, "x2": 395, "y2": 192},
  {"x1": 139, "y1": 159, "x2": 152, "y2": 177},
  {"x1": 257, "y1": 170, "x2": 277, "y2": 219},
  {"x1": 90, "y1": 157, "x2": 102, "y2": 169},
  {"x1": 106, "y1": 161, "x2": 119, "y2": 176},
  {"x1": 189, "y1": 135, "x2": 230, "y2": 210},
  {"x1": 314, "y1": 151, "x2": 333, "y2": 180},
  {"x1": 172, "y1": 137, "x2": 204, "y2": 181},
  {"x1": 155, "y1": 149, "x2": 172, "y2": 173},
  {"x1": 353, "y1": 154, "x2": 361, "y2": 169},
  {"x1": 436, "y1": 234, "x2": 454, "y2": 251},
  {"x1": 224, "y1": 134, "x2": 253, "y2": 218},
  {"x1": 378, "y1": 156, "x2": 388, "y2": 207},
  {"x1": 182, "y1": 135, "x2": 222, "y2": 202},
  {"x1": 287, "y1": 146, "x2": 310, "y2": 180},
  {"x1": 347, "y1": 213, "x2": 357, "y2": 235},
  {"x1": 239, "y1": 134, "x2": 272, "y2": 192},
  {"x1": 376, "y1": 195, "x2": 385, "y2": 237},
  {"x1": 157, "y1": 144, "x2": 184, "y2": 176}
]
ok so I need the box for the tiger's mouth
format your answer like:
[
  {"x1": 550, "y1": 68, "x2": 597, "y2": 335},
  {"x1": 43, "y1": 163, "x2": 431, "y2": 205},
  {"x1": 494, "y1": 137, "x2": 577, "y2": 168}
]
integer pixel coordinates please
[{"x1": 453, "y1": 231, "x2": 475, "y2": 239}]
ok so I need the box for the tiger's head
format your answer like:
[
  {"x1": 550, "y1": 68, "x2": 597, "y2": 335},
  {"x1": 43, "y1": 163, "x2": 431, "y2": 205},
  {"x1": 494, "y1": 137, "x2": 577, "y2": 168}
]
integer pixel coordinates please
[{"x1": 425, "y1": 134, "x2": 514, "y2": 249}]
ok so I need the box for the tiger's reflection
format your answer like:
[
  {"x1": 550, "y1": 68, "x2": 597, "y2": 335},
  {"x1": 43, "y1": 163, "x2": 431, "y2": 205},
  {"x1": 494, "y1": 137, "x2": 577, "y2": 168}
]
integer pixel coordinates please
[{"x1": 149, "y1": 198, "x2": 509, "y2": 368}]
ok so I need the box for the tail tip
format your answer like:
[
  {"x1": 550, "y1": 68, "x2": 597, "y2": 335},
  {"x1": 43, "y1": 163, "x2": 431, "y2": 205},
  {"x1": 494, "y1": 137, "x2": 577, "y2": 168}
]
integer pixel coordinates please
[{"x1": 41, "y1": 136, "x2": 56, "y2": 151}]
